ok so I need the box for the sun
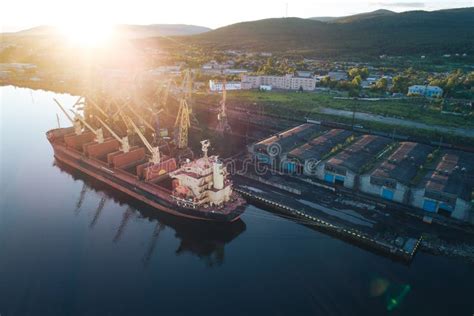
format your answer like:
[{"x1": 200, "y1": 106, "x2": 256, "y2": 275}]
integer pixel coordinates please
[{"x1": 59, "y1": 22, "x2": 115, "y2": 47}]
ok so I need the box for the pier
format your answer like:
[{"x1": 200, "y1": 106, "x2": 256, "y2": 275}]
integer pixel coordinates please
[{"x1": 235, "y1": 187, "x2": 422, "y2": 262}]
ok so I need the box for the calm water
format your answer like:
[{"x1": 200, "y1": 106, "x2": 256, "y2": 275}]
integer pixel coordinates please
[{"x1": 0, "y1": 85, "x2": 473, "y2": 316}]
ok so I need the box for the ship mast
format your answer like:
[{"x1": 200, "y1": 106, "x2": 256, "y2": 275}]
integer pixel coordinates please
[{"x1": 200, "y1": 140, "x2": 210, "y2": 159}]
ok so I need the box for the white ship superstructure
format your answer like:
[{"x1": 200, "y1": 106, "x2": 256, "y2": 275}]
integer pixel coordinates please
[{"x1": 170, "y1": 140, "x2": 233, "y2": 208}]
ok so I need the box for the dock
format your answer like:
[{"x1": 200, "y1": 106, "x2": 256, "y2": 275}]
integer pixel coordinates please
[{"x1": 235, "y1": 187, "x2": 422, "y2": 262}]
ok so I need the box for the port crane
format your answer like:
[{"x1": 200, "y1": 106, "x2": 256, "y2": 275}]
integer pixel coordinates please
[
  {"x1": 96, "y1": 116, "x2": 131, "y2": 153},
  {"x1": 174, "y1": 98, "x2": 191, "y2": 149},
  {"x1": 181, "y1": 69, "x2": 199, "y2": 124},
  {"x1": 124, "y1": 115, "x2": 162, "y2": 164},
  {"x1": 54, "y1": 98, "x2": 105, "y2": 143},
  {"x1": 215, "y1": 80, "x2": 231, "y2": 134}
]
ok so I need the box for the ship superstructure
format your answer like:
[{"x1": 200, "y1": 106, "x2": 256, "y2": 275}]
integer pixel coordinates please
[{"x1": 170, "y1": 140, "x2": 234, "y2": 208}]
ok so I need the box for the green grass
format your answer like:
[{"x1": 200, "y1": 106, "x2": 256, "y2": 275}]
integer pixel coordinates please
[{"x1": 222, "y1": 90, "x2": 474, "y2": 129}]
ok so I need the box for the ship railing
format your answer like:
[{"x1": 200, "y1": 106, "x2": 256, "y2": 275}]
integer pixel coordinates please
[{"x1": 171, "y1": 195, "x2": 200, "y2": 209}]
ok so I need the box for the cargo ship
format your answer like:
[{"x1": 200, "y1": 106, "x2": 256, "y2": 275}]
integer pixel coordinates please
[{"x1": 46, "y1": 105, "x2": 246, "y2": 222}]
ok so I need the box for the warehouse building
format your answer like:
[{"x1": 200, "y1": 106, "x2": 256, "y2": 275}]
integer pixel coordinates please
[
  {"x1": 286, "y1": 129, "x2": 353, "y2": 175},
  {"x1": 359, "y1": 142, "x2": 433, "y2": 203},
  {"x1": 316, "y1": 135, "x2": 392, "y2": 189},
  {"x1": 249, "y1": 124, "x2": 320, "y2": 169},
  {"x1": 410, "y1": 151, "x2": 474, "y2": 222}
]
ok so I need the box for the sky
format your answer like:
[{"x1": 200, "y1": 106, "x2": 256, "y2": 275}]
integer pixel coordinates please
[{"x1": 1, "y1": 0, "x2": 472, "y2": 32}]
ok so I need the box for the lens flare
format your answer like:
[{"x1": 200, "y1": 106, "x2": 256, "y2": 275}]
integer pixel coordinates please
[{"x1": 59, "y1": 22, "x2": 114, "y2": 47}]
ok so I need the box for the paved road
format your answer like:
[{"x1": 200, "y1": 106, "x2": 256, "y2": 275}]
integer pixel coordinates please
[{"x1": 319, "y1": 107, "x2": 474, "y2": 138}]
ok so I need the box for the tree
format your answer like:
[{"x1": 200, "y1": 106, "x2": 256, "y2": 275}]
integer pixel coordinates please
[
  {"x1": 392, "y1": 76, "x2": 410, "y2": 93},
  {"x1": 373, "y1": 78, "x2": 388, "y2": 91},
  {"x1": 348, "y1": 67, "x2": 369, "y2": 79},
  {"x1": 351, "y1": 75, "x2": 362, "y2": 87}
]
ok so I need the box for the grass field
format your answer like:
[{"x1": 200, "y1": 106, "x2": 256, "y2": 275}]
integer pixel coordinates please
[{"x1": 219, "y1": 90, "x2": 474, "y2": 129}]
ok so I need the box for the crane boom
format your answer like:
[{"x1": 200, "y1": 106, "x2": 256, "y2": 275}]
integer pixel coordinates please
[
  {"x1": 86, "y1": 97, "x2": 109, "y2": 118},
  {"x1": 126, "y1": 103, "x2": 156, "y2": 132},
  {"x1": 124, "y1": 115, "x2": 160, "y2": 164},
  {"x1": 96, "y1": 116, "x2": 130, "y2": 153},
  {"x1": 54, "y1": 98, "x2": 74, "y2": 123},
  {"x1": 70, "y1": 110, "x2": 104, "y2": 143},
  {"x1": 53, "y1": 98, "x2": 82, "y2": 135},
  {"x1": 174, "y1": 98, "x2": 191, "y2": 149}
]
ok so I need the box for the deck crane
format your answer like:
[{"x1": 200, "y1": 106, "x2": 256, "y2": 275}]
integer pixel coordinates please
[
  {"x1": 124, "y1": 115, "x2": 161, "y2": 164},
  {"x1": 54, "y1": 98, "x2": 83, "y2": 135},
  {"x1": 84, "y1": 96, "x2": 109, "y2": 119},
  {"x1": 96, "y1": 116, "x2": 131, "y2": 153},
  {"x1": 69, "y1": 109, "x2": 105, "y2": 143},
  {"x1": 174, "y1": 98, "x2": 191, "y2": 149},
  {"x1": 55, "y1": 98, "x2": 104, "y2": 142},
  {"x1": 126, "y1": 102, "x2": 161, "y2": 133},
  {"x1": 215, "y1": 80, "x2": 231, "y2": 134}
]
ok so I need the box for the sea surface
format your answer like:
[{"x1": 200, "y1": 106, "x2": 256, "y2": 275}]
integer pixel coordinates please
[{"x1": 1, "y1": 85, "x2": 473, "y2": 315}]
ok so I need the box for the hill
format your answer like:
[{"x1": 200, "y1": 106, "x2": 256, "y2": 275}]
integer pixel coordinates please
[
  {"x1": 5, "y1": 24, "x2": 211, "y2": 38},
  {"x1": 187, "y1": 8, "x2": 474, "y2": 57},
  {"x1": 310, "y1": 9, "x2": 396, "y2": 23}
]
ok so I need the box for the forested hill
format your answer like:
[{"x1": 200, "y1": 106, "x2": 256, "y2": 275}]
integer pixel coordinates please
[{"x1": 186, "y1": 8, "x2": 474, "y2": 57}]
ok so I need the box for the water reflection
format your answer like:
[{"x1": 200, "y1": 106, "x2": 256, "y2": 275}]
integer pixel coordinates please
[{"x1": 54, "y1": 160, "x2": 246, "y2": 267}]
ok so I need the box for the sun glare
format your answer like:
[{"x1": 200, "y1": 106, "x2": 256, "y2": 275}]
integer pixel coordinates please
[{"x1": 60, "y1": 22, "x2": 114, "y2": 47}]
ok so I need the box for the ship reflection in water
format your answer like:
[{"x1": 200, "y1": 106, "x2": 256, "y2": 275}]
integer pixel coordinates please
[{"x1": 54, "y1": 160, "x2": 246, "y2": 267}]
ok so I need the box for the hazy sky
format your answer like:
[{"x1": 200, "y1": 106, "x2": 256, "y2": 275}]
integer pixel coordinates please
[{"x1": 1, "y1": 0, "x2": 472, "y2": 32}]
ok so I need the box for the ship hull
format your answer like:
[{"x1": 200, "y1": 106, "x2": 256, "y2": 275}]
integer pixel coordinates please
[{"x1": 48, "y1": 129, "x2": 245, "y2": 222}]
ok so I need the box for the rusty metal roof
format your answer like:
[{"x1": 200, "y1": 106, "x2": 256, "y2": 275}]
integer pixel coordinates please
[
  {"x1": 327, "y1": 135, "x2": 392, "y2": 173},
  {"x1": 371, "y1": 142, "x2": 433, "y2": 185}
]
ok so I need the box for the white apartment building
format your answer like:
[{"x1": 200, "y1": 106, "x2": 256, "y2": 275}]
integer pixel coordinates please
[
  {"x1": 209, "y1": 80, "x2": 241, "y2": 92},
  {"x1": 241, "y1": 74, "x2": 316, "y2": 91}
]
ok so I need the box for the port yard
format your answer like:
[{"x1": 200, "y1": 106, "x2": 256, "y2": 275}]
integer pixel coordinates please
[
  {"x1": 3, "y1": 79, "x2": 474, "y2": 263},
  {"x1": 192, "y1": 100, "x2": 474, "y2": 262}
]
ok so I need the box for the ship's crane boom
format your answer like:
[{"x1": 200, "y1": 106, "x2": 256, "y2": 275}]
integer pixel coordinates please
[
  {"x1": 70, "y1": 109, "x2": 104, "y2": 143},
  {"x1": 96, "y1": 116, "x2": 130, "y2": 153},
  {"x1": 53, "y1": 98, "x2": 82, "y2": 135},
  {"x1": 124, "y1": 115, "x2": 161, "y2": 164},
  {"x1": 126, "y1": 103, "x2": 157, "y2": 132},
  {"x1": 85, "y1": 97, "x2": 109, "y2": 118}
]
